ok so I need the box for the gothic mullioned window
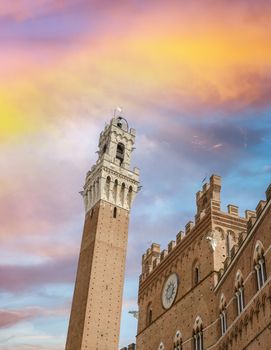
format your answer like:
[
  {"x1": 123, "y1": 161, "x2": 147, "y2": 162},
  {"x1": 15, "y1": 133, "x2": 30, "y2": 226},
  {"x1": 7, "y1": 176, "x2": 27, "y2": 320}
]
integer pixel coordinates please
[
  {"x1": 235, "y1": 271, "x2": 245, "y2": 315},
  {"x1": 193, "y1": 317, "x2": 203, "y2": 350},
  {"x1": 254, "y1": 241, "x2": 267, "y2": 290},
  {"x1": 219, "y1": 294, "x2": 227, "y2": 336},
  {"x1": 173, "y1": 330, "x2": 182, "y2": 350}
]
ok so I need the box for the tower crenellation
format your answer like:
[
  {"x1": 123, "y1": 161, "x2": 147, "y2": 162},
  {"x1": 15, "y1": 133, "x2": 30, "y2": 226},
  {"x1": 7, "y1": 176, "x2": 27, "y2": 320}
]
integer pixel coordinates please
[
  {"x1": 196, "y1": 174, "x2": 221, "y2": 219},
  {"x1": 141, "y1": 243, "x2": 161, "y2": 275}
]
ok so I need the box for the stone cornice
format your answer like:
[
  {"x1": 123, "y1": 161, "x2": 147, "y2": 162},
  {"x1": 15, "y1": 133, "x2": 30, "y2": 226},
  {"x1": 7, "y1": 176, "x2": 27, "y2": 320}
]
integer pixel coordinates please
[{"x1": 85, "y1": 163, "x2": 139, "y2": 190}]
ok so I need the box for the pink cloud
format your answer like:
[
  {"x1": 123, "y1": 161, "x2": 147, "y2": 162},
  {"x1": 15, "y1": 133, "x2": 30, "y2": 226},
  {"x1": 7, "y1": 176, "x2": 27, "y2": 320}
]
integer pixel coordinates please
[
  {"x1": 0, "y1": 1, "x2": 67, "y2": 20},
  {"x1": 0, "y1": 308, "x2": 40, "y2": 328},
  {"x1": 0, "y1": 305, "x2": 68, "y2": 328}
]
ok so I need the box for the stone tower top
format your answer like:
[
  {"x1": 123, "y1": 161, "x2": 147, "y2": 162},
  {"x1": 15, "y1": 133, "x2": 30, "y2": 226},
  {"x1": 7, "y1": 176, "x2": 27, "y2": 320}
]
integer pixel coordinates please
[
  {"x1": 97, "y1": 117, "x2": 136, "y2": 170},
  {"x1": 82, "y1": 116, "x2": 140, "y2": 214}
]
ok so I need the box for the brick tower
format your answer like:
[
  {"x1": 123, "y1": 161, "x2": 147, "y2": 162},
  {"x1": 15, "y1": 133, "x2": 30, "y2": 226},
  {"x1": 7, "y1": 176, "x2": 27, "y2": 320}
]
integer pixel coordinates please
[{"x1": 65, "y1": 116, "x2": 140, "y2": 350}]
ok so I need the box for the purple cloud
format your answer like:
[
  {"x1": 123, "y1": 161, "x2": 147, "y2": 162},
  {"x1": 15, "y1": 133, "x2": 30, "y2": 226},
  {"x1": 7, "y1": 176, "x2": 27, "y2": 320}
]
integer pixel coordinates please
[{"x1": 0, "y1": 257, "x2": 76, "y2": 293}]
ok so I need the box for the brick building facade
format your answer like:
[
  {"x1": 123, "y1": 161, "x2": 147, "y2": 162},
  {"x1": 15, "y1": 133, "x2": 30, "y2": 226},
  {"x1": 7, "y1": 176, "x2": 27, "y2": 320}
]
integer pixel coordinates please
[{"x1": 136, "y1": 175, "x2": 271, "y2": 350}]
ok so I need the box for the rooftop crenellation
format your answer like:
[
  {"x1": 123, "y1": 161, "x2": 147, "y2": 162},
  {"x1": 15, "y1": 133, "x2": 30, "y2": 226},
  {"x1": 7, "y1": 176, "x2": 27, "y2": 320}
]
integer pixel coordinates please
[{"x1": 140, "y1": 175, "x2": 270, "y2": 284}]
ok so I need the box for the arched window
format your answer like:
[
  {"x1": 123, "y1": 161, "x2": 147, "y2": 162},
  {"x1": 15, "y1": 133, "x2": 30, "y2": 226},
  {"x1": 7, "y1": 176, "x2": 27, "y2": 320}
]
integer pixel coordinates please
[
  {"x1": 113, "y1": 179, "x2": 118, "y2": 203},
  {"x1": 116, "y1": 143, "x2": 125, "y2": 165},
  {"x1": 146, "y1": 303, "x2": 152, "y2": 326},
  {"x1": 113, "y1": 207, "x2": 117, "y2": 218},
  {"x1": 158, "y1": 342, "x2": 165, "y2": 350},
  {"x1": 235, "y1": 271, "x2": 245, "y2": 315},
  {"x1": 105, "y1": 176, "x2": 111, "y2": 200},
  {"x1": 254, "y1": 241, "x2": 267, "y2": 290},
  {"x1": 219, "y1": 294, "x2": 227, "y2": 336},
  {"x1": 120, "y1": 183, "x2": 125, "y2": 206},
  {"x1": 193, "y1": 317, "x2": 203, "y2": 350},
  {"x1": 173, "y1": 330, "x2": 182, "y2": 350}
]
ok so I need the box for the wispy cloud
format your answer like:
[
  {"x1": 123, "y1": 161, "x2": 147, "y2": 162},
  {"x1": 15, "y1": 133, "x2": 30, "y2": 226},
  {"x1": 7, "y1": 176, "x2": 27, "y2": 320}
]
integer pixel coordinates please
[
  {"x1": 0, "y1": 305, "x2": 68, "y2": 329},
  {"x1": 208, "y1": 143, "x2": 223, "y2": 150}
]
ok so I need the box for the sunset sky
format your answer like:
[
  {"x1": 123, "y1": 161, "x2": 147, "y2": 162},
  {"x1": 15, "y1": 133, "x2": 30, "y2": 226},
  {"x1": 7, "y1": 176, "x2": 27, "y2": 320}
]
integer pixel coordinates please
[{"x1": 1, "y1": 1, "x2": 271, "y2": 349}]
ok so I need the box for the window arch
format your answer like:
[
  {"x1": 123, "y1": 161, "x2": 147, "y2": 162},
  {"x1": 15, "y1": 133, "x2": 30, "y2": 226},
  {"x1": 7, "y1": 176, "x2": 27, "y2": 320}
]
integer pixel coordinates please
[
  {"x1": 173, "y1": 330, "x2": 182, "y2": 350},
  {"x1": 193, "y1": 316, "x2": 203, "y2": 350},
  {"x1": 120, "y1": 182, "x2": 125, "y2": 206},
  {"x1": 116, "y1": 142, "x2": 125, "y2": 165},
  {"x1": 146, "y1": 302, "x2": 153, "y2": 326},
  {"x1": 254, "y1": 241, "x2": 267, "y2": 290},
  {"x1": 113, "y1": 179, "x2": 118, "y2": 203},
  {"x1": 235, "y1": 270, "x2": 245, "y2": 315},
  {"x1": 219, "y1": 294, "x2": 227, "y2": 336}
]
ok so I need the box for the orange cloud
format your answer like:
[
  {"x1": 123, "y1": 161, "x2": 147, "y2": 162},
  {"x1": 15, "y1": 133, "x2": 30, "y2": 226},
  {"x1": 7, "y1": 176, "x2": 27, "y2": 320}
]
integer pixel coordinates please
[{"x1": 1, "y1": 0, "x2": 271, "y2": 143}]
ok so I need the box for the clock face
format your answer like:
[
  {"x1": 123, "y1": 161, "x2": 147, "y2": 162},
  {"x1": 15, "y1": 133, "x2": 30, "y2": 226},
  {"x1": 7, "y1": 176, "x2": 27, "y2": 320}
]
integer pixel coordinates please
[{"x1": 162, "y1": 273, "x2": 179, "y2": 309}]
